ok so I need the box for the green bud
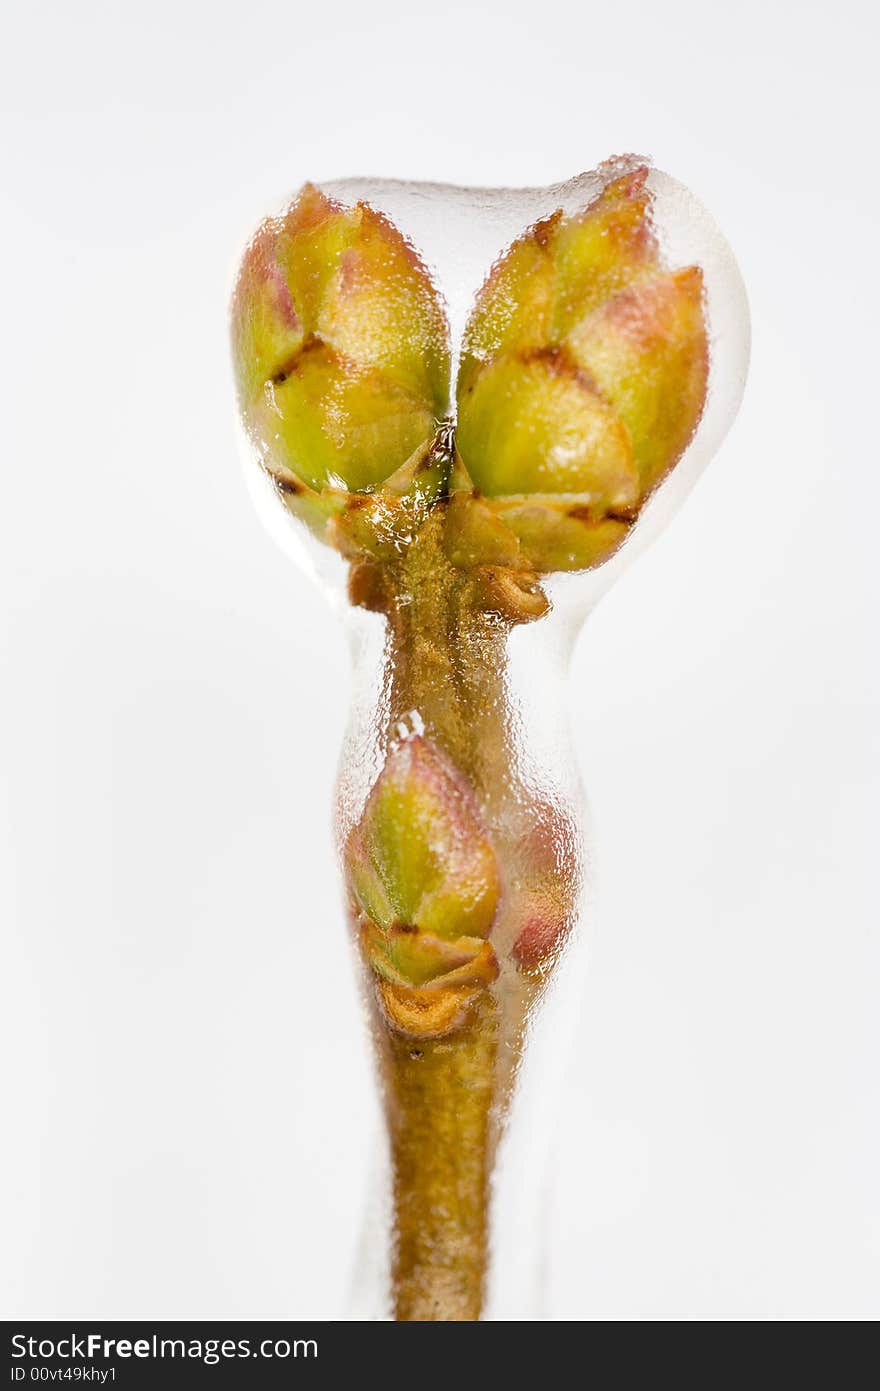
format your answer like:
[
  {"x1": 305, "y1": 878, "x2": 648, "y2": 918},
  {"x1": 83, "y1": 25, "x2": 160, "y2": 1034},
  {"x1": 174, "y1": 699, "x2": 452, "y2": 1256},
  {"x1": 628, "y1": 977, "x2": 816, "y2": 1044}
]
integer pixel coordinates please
[
  {"x1": 345, "y1": 735, "x2": 501, "y2": 1033},
  {"x1": 355, "y1": 735, "x2": 499, "y2": 942},
  {"x1": 232, "y1": 184, "x2": 451, "y2": 550},
  {"x1": 454, "y1": 163, "x2": 709, "y2": 573}
]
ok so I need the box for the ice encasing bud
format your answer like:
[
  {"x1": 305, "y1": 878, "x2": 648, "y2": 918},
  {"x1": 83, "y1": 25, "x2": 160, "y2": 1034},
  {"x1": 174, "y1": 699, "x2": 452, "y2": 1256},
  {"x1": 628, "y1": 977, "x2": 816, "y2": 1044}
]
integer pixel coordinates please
[
  {"x1": 454, "y1": 165, "x2": 709, "y2": 572},
  {"x1": 231, "y1": 184, "x2": 451, "y2": 550},
  {"x1": 345, "y1": 736, "x2": 500, "y2": 1036}
]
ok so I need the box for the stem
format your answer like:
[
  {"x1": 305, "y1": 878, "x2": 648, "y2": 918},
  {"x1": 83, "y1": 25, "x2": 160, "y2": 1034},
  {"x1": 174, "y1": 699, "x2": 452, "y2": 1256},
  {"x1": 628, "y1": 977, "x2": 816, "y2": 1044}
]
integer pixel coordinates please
[
  {"x1": 379, "y1": 995, "x2": 498, "y2": 1321},
  {"x1": 359, "y1": 510, "x2": 556, "y2": 1320}
]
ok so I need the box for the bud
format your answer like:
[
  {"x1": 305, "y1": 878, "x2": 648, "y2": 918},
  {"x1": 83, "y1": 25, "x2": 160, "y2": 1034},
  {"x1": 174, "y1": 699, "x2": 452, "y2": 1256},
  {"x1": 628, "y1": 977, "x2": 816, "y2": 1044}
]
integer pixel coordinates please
[
  {"x1": 346, "y1": 735, "x2": 500, "y2": 1034},
  {"x1": 231, "y1": 185, "x2": 450, "y2": 552},
  {"x1": 455, "y1": 163, "x2": 709, "y2": 572},
  {"x1": 510, "y1": 888, "x2": 571, "y2": 969},
  {"x1": 510, "y1": 813, "x2": 577, "y2": 969}
]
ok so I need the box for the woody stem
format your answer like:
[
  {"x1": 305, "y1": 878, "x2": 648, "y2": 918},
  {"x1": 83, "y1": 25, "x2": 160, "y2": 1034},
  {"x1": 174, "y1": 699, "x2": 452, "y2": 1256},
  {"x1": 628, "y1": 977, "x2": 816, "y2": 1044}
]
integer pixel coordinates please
[{"x1": 363, "y1": 512, "x2": 544, "y2": 1320}]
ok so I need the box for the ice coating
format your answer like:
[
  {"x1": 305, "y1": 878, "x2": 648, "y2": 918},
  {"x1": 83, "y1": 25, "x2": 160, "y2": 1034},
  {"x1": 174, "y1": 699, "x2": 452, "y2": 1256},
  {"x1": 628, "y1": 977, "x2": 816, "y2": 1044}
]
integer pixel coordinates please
[
  {"x1": 230, "y1": 158, "x2": 749, "y2": 1321},
  {"x1": 240, "y1": 157, "x2": 749, "y2": 605}
]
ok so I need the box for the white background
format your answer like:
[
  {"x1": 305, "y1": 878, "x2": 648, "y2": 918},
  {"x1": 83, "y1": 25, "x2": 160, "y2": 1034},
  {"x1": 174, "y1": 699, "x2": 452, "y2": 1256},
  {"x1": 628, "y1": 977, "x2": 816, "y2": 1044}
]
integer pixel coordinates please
[{"x1": 2, "y1": 0, "x2": 877, "y2": 1320}]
